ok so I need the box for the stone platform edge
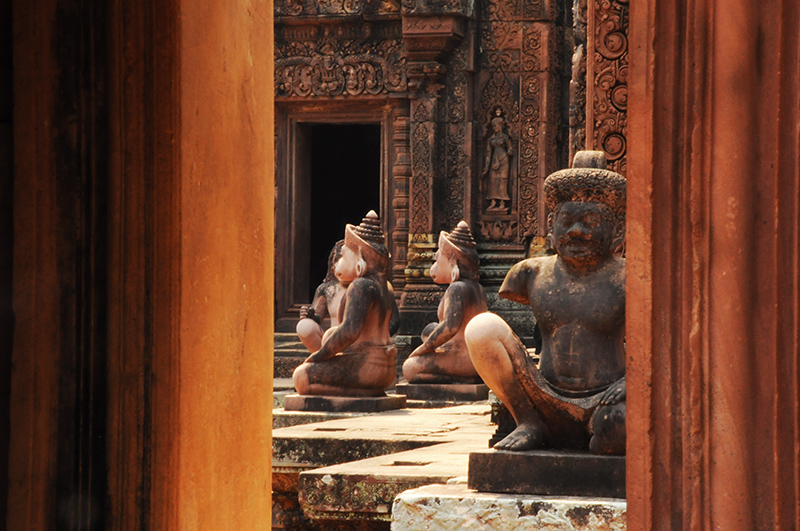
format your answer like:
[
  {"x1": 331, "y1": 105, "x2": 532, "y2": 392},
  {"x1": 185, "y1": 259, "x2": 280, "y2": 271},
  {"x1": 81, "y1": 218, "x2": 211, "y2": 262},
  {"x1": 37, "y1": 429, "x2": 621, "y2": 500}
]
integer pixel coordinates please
[
  {"x1": 395, "y1": 382, "x2": 489, "y2": 401},
  {"x1": 391, "y1": 483, "x2": 627, "y2": 531},
  {"x1": 468, "y1": 448, "x2": 625, "y2": 498},
  {"x1": 283, "y1": 393, "x2": 407, "y2": 412}
]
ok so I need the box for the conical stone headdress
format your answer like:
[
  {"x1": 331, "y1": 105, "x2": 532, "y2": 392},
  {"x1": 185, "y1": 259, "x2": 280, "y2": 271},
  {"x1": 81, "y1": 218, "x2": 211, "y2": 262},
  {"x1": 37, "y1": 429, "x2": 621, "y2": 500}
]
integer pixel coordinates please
[
  {"x1": 344, "y1": 210, "x2": 390, "y2": 272},
  {"x1": 438, "y1": 220, "x2": 479, "y2": 278}
]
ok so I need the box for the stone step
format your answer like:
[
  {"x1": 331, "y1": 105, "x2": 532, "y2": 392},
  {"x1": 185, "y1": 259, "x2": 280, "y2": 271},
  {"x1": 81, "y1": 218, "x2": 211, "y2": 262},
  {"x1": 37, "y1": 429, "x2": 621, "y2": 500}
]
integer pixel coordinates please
[
  {"x1": 273, "y1": 332, "x2": 308, "y2": 378},
  {"x1": 275, "y1": 343, "x2": 306, "y2": 352},
  {"x1": 274, "y1": 355, "x2": 306, "y2": 379},
  {"x1": 274, "y1": 334, "x2": 305, "y2": 351},
  {"x1": 272, "y1": 404, "x2": 494, "y2": 529}
]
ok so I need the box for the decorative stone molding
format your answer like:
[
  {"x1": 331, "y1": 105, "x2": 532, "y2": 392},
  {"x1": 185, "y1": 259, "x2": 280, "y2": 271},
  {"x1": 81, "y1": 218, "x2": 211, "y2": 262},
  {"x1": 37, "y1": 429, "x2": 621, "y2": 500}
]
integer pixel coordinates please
[
  {"x1": 274, "y1": 0, "x2": 401, "y2": 17},
  {"x1": 275, "y1": 27, "x2": 408, "y2": 98}
]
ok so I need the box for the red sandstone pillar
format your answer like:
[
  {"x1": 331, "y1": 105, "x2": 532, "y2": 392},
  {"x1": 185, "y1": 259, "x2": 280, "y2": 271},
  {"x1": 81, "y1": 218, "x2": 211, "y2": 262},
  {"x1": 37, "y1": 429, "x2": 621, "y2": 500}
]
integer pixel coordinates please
[
  {"x1": 628, "y1": 0, "x2": 799, "y2": 528},
  {"x1": 9, "y1": 0, "x2": 274, "y2": 529}
]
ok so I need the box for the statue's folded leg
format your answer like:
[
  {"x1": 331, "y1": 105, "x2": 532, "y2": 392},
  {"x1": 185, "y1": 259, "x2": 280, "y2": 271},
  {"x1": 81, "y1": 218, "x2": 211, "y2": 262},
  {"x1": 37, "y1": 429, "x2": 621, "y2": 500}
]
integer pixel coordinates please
[
  {"x1": 293, "y1": 345, "x2": 397, "y2": 397},
  {"x1": 296, "y1": 318, "x2": 324, "y2": 353},
  {"x1": 500, "y1": 328, "x2": 602, "y2": 425},
  {"x1": 465, "y1": 313, "x2": 549, "y2": 450},
  {"x1": 589, "y1": 400, "x2": 626, "y2": 455}
]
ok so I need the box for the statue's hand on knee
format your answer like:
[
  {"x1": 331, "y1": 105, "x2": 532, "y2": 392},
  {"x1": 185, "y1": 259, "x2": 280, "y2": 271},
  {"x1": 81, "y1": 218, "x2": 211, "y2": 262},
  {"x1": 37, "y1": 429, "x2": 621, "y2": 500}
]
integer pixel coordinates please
[{"x1": 599, "y1": 376, "x2": 626, "y2": 406}]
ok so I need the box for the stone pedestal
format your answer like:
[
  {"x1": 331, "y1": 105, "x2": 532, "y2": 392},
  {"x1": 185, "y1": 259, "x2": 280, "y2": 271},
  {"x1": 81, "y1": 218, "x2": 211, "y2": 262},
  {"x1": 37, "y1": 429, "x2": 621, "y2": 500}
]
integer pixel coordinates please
[
  {"x1": 395, "y1": 383, "x2": 489, "y2": 402},
  {"x1": 283, "y1": 394, "x2": 407, "y2": 413},
  {"x1": 468, "y1": 449, "x2": 625, "y2": 498},
  {"x1": 391, "y1": 484, "x2": 627, "y2": 531}
]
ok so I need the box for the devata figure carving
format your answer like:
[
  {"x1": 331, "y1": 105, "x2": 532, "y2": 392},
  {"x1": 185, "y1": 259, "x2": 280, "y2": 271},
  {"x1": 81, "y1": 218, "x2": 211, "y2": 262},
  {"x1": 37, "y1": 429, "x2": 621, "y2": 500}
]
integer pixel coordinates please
[
  {"x1": 466, "y1": 151, "x2": 626, "y2": 455},
  {"x1": 293, "y1": 211, "x2": 398, "y2": 396},
  {"x1": 402, "y1": 221, "x2": 487, "y2": 384},
  {"x1": 296, "y1": 240, "x2": 347, "y2": 353},
  {"x1": 482, "y1": 112, "x2": 514, "y2": 213}
]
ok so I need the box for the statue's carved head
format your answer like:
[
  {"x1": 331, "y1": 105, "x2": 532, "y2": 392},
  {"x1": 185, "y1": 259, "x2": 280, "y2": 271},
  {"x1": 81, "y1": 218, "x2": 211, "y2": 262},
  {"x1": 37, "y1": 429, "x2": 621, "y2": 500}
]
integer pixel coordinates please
[
  {"x1": 433, "y1": 220, "x2": 479, "y2": 283},
  {"x1": 544, "y1": 151, "x2": 626, "y2": 264},
  {"x1": 338, "y1": 210, "x2": 390, "y2": 281}
]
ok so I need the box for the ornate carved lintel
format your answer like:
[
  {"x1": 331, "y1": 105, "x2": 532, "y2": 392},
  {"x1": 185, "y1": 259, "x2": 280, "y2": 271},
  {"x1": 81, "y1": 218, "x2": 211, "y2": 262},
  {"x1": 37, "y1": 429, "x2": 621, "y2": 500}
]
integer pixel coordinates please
[{"x1": 275, "y1": 22, "x2": 408, "y2": 98}]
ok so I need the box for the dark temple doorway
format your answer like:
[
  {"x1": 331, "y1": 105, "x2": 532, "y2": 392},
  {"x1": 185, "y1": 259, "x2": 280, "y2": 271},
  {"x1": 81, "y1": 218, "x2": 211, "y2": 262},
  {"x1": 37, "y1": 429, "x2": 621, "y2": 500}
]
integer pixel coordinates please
[{"x1": 307, "y1": 123, "x2": 381, "y2": 302}]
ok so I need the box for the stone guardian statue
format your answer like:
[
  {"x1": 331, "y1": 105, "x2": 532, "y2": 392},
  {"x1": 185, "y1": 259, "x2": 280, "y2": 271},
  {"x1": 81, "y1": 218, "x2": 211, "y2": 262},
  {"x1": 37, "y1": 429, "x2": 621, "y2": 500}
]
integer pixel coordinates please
[
  {"x1": 296, "y1": 240, "x2": 346, "y2": 353},
  {"x1": 465, "y1": 151, "x2": 626, "y2": 455},
  {"x1": 292, "y1": 211, "x2": 398, "y2": 397},
  {"x1": 402, "y1": 221, "x2": 488, "y2": 384}
]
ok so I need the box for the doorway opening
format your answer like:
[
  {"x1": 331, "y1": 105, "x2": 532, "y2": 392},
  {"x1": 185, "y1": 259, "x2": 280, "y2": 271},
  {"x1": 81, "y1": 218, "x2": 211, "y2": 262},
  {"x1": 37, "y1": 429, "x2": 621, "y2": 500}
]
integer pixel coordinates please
[{"x1": 307, "y1": 123, "x2": 381, "y2": 302}]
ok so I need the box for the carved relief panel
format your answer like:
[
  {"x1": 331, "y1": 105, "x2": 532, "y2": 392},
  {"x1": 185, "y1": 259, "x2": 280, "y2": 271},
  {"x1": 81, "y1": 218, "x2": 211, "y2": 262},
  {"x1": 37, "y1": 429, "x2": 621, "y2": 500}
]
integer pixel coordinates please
[
  {"x1": 275, "y1": 23, "x2": 408, "y2": 99},
  {"x1": 476, "y1": 0, "x2": 567, "y2": 245},
  {"x1": 275, "y1": 0, "x2": 401, "y2": 17},
  {"x1": 586, "y1": 0, "x2": 628, "y2": 174}
]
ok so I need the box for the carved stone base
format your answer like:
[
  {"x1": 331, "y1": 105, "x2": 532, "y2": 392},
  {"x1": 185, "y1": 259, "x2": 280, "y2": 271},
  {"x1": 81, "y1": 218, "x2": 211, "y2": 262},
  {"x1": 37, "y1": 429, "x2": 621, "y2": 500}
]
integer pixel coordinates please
[
  {"x1": 396, "y1": 383, "x2": 489, "y2": 402},
  {"x1": 283, "y1": 394, "x2": 407, "y2": 413},
  {"x1": 468, "y1": 449, "x2": 625, "y2": 498}
]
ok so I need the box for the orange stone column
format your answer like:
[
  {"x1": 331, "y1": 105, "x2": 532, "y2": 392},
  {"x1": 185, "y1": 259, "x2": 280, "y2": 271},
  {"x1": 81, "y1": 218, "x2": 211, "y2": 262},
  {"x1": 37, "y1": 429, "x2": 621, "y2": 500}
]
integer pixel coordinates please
[
  {"x1": 177, "y1": 2, "x2": 274, "y2": 528},
  {"x1": 9, "y1": 0, "x2": 274, "y2": 529},
  {"x1": 627, "y1": 0, "x2": 799, "y2": 528}
]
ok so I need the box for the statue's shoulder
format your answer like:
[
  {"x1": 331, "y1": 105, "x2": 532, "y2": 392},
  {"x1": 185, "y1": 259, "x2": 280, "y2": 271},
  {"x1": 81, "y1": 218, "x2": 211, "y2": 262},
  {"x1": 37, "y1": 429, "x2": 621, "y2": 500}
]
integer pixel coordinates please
[
  {"x1": 347, "y1": 276, "x2": 383, "y2": 296},
  {"x1": 445, "y1": 278, "x2": 480, "y2": 298},
  {"x1": 318, "y1": 280, "x2": 340, "y2": 299},
  {"x1": 499, "y1": 256, "x2": 553, "y2": 304},
  {"x1": 609, "y1": 256, "x2": 626, "y2": 285}
]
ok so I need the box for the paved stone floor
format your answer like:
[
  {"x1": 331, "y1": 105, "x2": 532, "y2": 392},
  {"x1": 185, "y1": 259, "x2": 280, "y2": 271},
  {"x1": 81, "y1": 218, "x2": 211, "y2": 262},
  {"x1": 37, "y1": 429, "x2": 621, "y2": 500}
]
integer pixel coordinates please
[
  {"x1": 272, "y1": 393, "x2": 626, "y2": 531},
  {"x1": 272, "y1": 403, "x2": 494, "y2": 529}
]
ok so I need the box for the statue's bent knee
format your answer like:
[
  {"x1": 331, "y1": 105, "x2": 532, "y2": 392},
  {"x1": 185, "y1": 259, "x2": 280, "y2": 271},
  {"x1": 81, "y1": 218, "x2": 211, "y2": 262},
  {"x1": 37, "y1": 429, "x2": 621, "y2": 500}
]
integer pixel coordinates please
[
  {"x1": 296, "y1": 318, "x2": 320, "y2": 339},
  {"x1": 292, "y1": 363, "x2": 311, "y2": 395},
  {"x1": 590, "y1": 402, "x2": 626, "y2": 455},
  {"x1": 465, "y1": 312, "x2": 508, "y2": 348}
]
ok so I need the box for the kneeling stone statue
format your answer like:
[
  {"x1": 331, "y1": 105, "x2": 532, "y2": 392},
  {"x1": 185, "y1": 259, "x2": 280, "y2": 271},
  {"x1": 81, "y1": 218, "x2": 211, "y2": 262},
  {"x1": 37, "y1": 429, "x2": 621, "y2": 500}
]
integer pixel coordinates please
[
  {"x1": 402, "y1": 221, "x2": 487, "y2": 384},
  {"x1": 465, "y1": 151, "x2": 626, "y2": 455},
  {"x1": 293, "y1": 211, "x2": 397, "y2": 397}
]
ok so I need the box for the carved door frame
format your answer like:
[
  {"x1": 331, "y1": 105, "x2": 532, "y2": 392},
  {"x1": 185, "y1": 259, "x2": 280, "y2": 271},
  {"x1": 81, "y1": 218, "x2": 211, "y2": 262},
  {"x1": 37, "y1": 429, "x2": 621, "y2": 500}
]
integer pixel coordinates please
[{"x1": 274, "y1": 99, "x2": 404, "y2": 328}]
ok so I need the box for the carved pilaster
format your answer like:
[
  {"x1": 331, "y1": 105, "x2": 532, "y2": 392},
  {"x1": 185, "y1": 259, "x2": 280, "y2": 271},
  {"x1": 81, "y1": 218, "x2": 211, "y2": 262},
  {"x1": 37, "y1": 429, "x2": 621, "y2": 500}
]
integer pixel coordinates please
[
  {"x1": 400, "y1": 7, "x2": 473, "y2": 338},
  {"x1": 408, "y1": 98, "x2": 436, "y2": 239},
  {"x1": 391, "y1": 109, "x2": 411, "y2": 292},
  {"x1": 402, "y1": 95, "x2": 439, "y2": 333},
  {"x1": 586, "y1": 0, "x2": 628, "y2": 174},
  {"x1": 436, "y1": 35, "x2": 473, "y2": 232},
  {"x1": 569, "y1": 0, "x2": 588, "y2": 161}
]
